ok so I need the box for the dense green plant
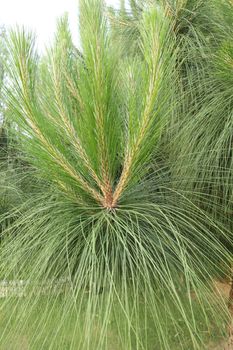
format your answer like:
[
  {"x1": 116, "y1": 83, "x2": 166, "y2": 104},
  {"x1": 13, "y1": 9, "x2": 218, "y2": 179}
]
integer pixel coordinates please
[
  {"x1": 166, "y1": 1, "x2": 233, "y2": 227},
  {"x1": 0, "y1": 27, "x2": 32, "y2": 230},
  {"x1": 109, "y1": 0, "x2": 233, "y2": 228},
  {"x1": 0, "y1": 26, "x2": 6, "y2": 154},
  {"x1": 0, "y1": 1, "x2": 232, "y2": 349}
]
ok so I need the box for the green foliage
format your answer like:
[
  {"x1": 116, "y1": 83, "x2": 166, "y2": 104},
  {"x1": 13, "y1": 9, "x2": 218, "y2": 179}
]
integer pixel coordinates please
[
  {"x1": 5, "y1": 2, "x2": 177, "y2": 209},
  {"x1": 0, "y1": 26, "x2": 7, "y2": 154},
  {"x1": 0, "y1": 1, "x2": 232, "y2": 349},
  {"x1": 109, "y1": 0, "x2": 233, "y2": 228},
  {"x1": 166, "y1": 1, "x2": 233, "y2": 227},
  {"x1": 0, "y1": 26, "x2": 6, "y2": 106}
]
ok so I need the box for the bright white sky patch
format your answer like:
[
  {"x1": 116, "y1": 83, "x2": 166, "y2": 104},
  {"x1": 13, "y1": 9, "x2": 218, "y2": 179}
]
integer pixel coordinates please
[{"x1": 0, "y1": 0, "x2": 120, "y2": 51}]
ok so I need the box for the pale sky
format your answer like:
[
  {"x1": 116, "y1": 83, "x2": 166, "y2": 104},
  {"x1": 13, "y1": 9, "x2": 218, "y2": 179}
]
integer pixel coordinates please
[{"x1": 0, "y1": 0, "x2": 120, "y2": 51}]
